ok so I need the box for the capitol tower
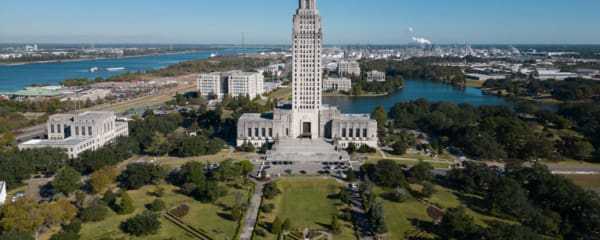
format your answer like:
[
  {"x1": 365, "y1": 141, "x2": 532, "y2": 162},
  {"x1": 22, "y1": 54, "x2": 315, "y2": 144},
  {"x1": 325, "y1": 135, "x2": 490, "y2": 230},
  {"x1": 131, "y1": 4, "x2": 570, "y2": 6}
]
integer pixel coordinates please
[
  {"x1": 236, "y1": 0, "x2": 377, "y2": 155},
  {"x1": 291, "y1": 0, "x2": 323, "y2": 138}
]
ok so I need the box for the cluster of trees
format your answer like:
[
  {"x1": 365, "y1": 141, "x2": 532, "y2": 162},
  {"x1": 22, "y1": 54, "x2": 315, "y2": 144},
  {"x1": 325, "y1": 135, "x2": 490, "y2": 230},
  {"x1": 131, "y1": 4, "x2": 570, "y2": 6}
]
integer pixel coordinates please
[
  {"x1": 446, "y1": 162, "x2": 600, "y2": 238},
  {"x1": 346, "y1": 74, "x2": 404, "y2": 95},
  {"x1": 388, "y1": 99, "x2": 599, "y2": 162},
  {"x1": 483, "y1": 78, "x2": 600, "y2": 101},
  {"x1": 149, "y1": 56, "x2": 275, "y2": 77},
  {"x1": 0, "y1": 198, "x2": 78, "y2": 240},
  {"x1": 169, "y1": 160, "x2": 252, "y2": 203},
  {"x1": 360, "y1": 57, "x2": 466, "y2": 86},
  {"x1": 0, "y1": 148, "x2": 68, "y2": 188}
]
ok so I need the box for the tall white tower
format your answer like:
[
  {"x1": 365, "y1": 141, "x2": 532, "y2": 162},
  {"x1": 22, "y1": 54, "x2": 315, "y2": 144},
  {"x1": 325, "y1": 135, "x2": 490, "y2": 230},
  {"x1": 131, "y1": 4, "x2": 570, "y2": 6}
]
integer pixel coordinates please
[{"x1": 291, "y1": 0, "x2": 323, "y2": 138}]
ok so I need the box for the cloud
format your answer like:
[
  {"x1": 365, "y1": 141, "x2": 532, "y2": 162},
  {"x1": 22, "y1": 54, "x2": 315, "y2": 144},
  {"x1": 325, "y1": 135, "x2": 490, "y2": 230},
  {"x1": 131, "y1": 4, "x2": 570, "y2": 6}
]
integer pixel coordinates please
[
  {"x1": 411, "y1": 37, "x2": 432, "y2": 45},
  {"x1": 408, "y1": 27, "x2": 414, "y2": 33}
]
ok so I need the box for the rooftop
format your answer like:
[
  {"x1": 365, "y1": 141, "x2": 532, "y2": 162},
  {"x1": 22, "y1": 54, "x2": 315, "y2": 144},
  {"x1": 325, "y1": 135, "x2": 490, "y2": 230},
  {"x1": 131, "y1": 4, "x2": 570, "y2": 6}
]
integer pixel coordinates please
[{"x1": 20, "y1": 137, "x2": 89, "y2": 146}]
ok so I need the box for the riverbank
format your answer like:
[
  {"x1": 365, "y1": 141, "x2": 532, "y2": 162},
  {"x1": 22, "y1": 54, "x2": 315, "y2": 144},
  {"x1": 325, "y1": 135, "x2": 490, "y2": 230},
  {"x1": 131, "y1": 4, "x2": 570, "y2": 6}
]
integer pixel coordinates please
[
  {"x1": 323, "y1": 91, "x2": 390, "y2": 97},
  {"x1": 0, "y1": 50, "x2": 204, "y2": 66}
]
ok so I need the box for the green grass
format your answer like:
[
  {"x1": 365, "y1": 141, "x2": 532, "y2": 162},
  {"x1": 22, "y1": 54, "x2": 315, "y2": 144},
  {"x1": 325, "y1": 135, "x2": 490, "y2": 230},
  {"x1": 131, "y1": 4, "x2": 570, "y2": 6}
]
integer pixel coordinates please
[
  {"x1": 376, "y1": 183, "x2": 515, "y2": 239},
  {"x1": 266, "y1": 87, "x2": 292, "y2": 100},
  {"x1": 560, "y1": 174, "x2": 600, "y2": 193},
  {"x1": 255, "y1": 178, "x2": 356, "y2": 240},
  {"x1": 79, "y1": 182, "x2": 251, "y2": 240}
]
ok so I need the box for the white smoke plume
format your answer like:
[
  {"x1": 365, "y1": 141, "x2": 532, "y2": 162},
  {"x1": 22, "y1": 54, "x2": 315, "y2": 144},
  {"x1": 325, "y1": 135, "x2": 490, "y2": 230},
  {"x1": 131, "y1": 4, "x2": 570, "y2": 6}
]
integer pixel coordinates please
[
  {"x1": 412, "y1": 37, "x2": 432, "y2": 45},
  {"x1": 408, "y1": 27, "x2": 414, "y2": 33}
]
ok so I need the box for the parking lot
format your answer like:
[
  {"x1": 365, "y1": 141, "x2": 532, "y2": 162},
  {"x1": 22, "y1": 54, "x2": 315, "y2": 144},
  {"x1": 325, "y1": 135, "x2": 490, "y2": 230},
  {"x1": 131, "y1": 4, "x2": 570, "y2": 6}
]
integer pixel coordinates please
[{"x1": 254, "y1": 160, "x2": 361, "y2": 179}]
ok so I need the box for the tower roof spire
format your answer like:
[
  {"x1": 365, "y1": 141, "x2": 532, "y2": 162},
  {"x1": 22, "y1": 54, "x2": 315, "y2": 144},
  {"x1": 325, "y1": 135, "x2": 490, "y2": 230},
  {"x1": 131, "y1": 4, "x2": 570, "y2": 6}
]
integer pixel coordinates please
[{"x1": 299, "y1": 0, "x2": 316, "y2": 9}]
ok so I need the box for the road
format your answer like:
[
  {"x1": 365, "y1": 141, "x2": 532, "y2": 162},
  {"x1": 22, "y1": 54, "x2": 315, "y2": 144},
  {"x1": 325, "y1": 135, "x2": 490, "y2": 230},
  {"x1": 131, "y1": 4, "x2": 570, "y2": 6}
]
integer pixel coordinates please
[{"x1": 239, "y1": 180, "x2": 266, "y2": 240}]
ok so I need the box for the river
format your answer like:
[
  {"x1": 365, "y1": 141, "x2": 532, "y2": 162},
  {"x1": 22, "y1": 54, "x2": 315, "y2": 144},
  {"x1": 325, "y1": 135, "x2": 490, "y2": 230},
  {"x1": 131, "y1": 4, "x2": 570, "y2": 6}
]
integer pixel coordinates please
[
  {"x1": 323, "y1": 79, "x2": 517, "y2": 113},
  {"x1": 0, "y1": 48, "x2": 262, "y2": 92}
]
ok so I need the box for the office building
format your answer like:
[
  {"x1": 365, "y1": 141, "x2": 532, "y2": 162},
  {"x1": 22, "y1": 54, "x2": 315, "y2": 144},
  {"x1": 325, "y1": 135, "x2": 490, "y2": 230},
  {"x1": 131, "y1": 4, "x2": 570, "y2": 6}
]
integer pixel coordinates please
[
  {"x1": 323, "y1": 77, "x2": 352, "y2": 92},
  {"x1": 367, "y1": 70, "x2": 386, "y2": 82},
  {"x1": 338, "y1": 61, "x2": 361, "y2": 76}
]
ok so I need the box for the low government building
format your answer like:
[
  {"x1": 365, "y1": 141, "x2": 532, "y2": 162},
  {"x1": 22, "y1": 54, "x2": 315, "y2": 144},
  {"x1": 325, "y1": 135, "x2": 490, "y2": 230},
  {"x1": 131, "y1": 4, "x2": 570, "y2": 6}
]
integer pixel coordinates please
[
  {"x1": 338, "y1": 60, "x2": 361, "y2": 76},
  {"x1": 367, "y1": 70, "x2": 386, "y2": 82},
  {"x1": 197, "y1": 71, "x2": 264, "y2": 100},
  {"x1": 18, "y1": 111, "x2": 128, "y2": 158},
  {"x1": 323, "y1": 77, "x2": 352, "y2": 92}
]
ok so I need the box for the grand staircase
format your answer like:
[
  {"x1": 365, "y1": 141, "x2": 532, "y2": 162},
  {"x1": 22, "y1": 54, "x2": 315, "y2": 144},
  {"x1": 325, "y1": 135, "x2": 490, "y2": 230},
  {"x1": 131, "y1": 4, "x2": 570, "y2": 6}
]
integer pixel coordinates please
[{"x1": 266, "y1": 138, "x2": 349, "y2": 162}]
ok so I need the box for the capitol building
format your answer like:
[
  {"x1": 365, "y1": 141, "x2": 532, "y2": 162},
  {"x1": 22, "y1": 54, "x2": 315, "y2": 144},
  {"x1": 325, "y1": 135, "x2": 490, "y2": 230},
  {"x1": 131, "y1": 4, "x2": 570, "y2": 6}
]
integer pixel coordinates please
[{"x1": 237, "y1": 0, "x2": 378, "y2": 161}]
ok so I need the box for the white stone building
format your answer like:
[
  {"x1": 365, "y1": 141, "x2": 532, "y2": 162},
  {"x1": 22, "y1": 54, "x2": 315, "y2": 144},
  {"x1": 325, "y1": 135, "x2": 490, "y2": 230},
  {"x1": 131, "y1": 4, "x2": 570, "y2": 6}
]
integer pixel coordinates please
[
  {"x1": 323, "y1": 77, "x2": 352, "y2": 92},
  {"x1": 0, "y1": 181, "x2": 6, "y2": 205},
  {"x1": 367, "y1": 70, "x2": 386, "y2": 82},
  {"x1": 338, "y1": 61, "x2": 361, "y2": 76},
  {"x1": 197, "y1": 71, "x2": 264, "y2": 100},
  {"x1": 236, "y1": 0, "x2": 378, "y2": 151},
  {"x1": 18, "y1": 111, "x2": 128, "y2": 158}
]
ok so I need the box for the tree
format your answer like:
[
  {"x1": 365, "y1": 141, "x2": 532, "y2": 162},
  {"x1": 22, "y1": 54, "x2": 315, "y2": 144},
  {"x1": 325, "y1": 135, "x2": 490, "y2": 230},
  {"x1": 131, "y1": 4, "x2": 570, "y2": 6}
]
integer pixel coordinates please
[
  {"x1": 148, "y1": 199, "x2": 166, "y2": 212},
  {"x1": 120, "y1": 212, "x2": 161, "y2": 237},
  {"x1": 391, "y1": 139, "x2": 408, "y2": 155},
  {"x1": 210, "y1": 159, "x2": 241, "y2": 181},
  {"x1": 118, "y1": 191, "x2": 135, "y2": 215},
  {"x1": 339, "y1": 189, "x2": 351, "y2": 205},
  {"x1": 89, "y1": 166, "x2": 117, "y2": 193},
  {"x1": 0, "y1": 198, "x2": 77, "y2": 240},
  {"x1": 408, "y1": 161, "x2": 434, "y2": 183},
  {"x1": 0, "y1": 231, "x2": 34, "y2": 240},
  {"x1": 282, "y1": 218, "x2": 292, "y2": 231},
  {"x1": 264, "y1": 182, "x2": 280, "y2": 199},
  {"x1": 389, "y1": 187, "x2": 411, "y2": 202},
  {"x1": 271, "y1": 216, "x2": 282, "y2": 235},
  {"x1": 422, "y1": 181, "x2": 436, "y2": 197},
  {"x1": 438, "y1": 206, "x2": 476, "y2": 239},
  {"x1": 51, "y1": 167, "x2": 81, "y2": 195},
  {"x1": 239, "y1": 160, "x2": 254, "y2": 180},
  {"x1": 571, "y1": 140, "x2": 595, "y2": 160},
  {"x1": 102, "y1": 190, "x2": 116, "y2": 206},
  {"x1": 79, "y1": 200, "x2": 108, "y2": 222},
  {"x1": 49, "y1": 232, "x2": 79, "y2": 240},
  {"x1": 147, "y1": 131, "x2": 170, "y2": 156},
  {"x1": 369, "y1": 202, "x2": 387, "y2": 235},
  {"x1": 231, "y1": 205, "x2": 243, "y2": 221},
  {"x1": 371, "y1": 105, "x2": 387, "y2": 128},
  {"x1": 119, "y1": 163, "x2": 167, "y2": 190},
  {"x1": 365, "y1": 160, "x2": 408, "y2": 188},
  {"x1": 331, "y1": 215, "x2": 341, "y2": 234},
  {"x1": 177, "y1": 161, "x2": 206, "y2": 185},
  {"x1": 345, "y1": 170, "x2": 356, "y2": 182}
]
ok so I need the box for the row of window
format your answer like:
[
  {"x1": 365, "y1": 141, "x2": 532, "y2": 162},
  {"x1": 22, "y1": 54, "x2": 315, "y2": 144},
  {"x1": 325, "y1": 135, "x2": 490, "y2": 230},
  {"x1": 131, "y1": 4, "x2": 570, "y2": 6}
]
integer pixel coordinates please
[
  {"x1": 341, "y1": 128, "x2": 369, "y2": 138},
  {"x1": 247, "y1": 128, "x2": 274, "y2": 138}
]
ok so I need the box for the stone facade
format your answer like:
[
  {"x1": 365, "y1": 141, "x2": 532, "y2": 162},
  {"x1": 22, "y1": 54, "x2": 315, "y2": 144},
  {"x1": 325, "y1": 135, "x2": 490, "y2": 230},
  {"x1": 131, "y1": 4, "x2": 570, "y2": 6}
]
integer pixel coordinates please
[
  {"x1": 323, "y1": 77, "x2": 352, "y2": 92},
  {"x1": 367, "y1": 70, "x2": 386, "y2": 82},
  {"x1": 0, "y1": 181, "x2": 6, "y2": 205},
  {"x1": 236, "y1": 0, "x2": 378, "y2": 150},
  {"x1": 338, "y1": 61, "x2": 361, "y2": 76},
  {"x1": 197, "y1": 71, "x2": 264, "y2": 100},
  {"x1": 18, "y1": 111, "x2": 128, "y2": 158}
]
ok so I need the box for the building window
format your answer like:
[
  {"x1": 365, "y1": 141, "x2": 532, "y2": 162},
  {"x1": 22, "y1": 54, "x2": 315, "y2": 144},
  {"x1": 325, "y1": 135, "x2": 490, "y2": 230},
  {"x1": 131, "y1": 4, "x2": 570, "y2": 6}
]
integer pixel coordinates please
[
  {"x1": 286, "y1": 128, "x2": 289, "y2": 136},
  {"x1": 349, "y1": 128, "x2": 353, "y2": 138},
  {"x1": 248, "y1": 128, "x2": 252, "y2": 137},
  {"x1": 342, "y1": 129, "x2": 346, "y2": 138},
  {"x1": 269, "y1": 128, "x2": 273, "y2": 137},
  {"x1": 255, "y1": 128, "x2": 259, "y2": 137},
  {"x1": 75, "y1": 127, "x2": 79, "y2": 135},
  {"x1": 82, "y1": 127, "x2": 86, "y2": 136},
  {"x1": 356, "y1": 128, "x2": 360, "y2": 138},
  {"x1": 363, "y1": 129, "x2": 368, "y2": 138},
  {"x1": 89, "y1": 127, "x2": 92, "y2": 136},
  {"x1": 262, "y1": 128, "x2": 266, "y2": 137},
  {"x1": 50, "y1": 124, "x2": 55, "y2": 133}
]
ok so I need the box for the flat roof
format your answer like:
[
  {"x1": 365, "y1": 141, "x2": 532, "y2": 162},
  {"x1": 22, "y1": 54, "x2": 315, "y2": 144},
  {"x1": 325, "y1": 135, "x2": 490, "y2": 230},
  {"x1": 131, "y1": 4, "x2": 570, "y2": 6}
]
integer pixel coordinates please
[
  {"x1": 239, "y1": 113, "x2": 274, "y2": 121},
  {"x1": 20, "y1": 137, "x2": 89, "y2": 146}
]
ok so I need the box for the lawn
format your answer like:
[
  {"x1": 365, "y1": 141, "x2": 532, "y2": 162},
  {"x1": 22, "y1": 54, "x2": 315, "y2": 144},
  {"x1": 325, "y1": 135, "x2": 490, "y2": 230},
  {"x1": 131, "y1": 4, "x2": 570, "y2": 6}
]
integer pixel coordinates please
[
  {"x1": 79, "y1": 182, "x2": 251, "y2": 240},
  {"x1": 366, "y1": 158, "x2": 451, "y2": 169},
  {"x1": 255, "y1": 178, "x2": 356, "y2": 240},
  {"x1": 376, "y1": 183, "x2": 515, "y2": 239},
  {"x1": 560, "y1": 174, "x2": 600, "y2": 193}
]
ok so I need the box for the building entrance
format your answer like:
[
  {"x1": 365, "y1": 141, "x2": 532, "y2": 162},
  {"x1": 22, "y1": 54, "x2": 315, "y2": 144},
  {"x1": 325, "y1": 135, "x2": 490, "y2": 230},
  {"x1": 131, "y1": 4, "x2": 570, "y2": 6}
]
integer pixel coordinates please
[{"x1": 302, "y1": 122, "x2": 312, "y2": 138}]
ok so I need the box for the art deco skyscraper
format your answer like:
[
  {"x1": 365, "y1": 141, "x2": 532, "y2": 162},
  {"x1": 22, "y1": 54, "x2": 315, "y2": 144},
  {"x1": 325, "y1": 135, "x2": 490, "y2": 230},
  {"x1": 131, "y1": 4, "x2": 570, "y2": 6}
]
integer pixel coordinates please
[{"x1": 291, "y1": 0, "x2": 323, "y2": 138}]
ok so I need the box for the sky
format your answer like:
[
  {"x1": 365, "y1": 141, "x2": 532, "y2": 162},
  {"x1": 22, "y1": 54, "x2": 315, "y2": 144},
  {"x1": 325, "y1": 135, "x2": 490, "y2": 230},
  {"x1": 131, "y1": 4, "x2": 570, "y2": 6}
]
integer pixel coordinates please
[{"x1": 1, "y1": 0, "x2": 599, "y2": 45}]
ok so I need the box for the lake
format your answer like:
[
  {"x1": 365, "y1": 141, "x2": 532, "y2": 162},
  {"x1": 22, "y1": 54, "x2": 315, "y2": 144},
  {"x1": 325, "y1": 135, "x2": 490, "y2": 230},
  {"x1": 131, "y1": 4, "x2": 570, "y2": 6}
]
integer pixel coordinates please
[
  {"x1": 323, "y1": 79, "x2": 517, "y2": 113},
  {"x1": 0, "y1": 48, "x2": 262, "y2": 92}
]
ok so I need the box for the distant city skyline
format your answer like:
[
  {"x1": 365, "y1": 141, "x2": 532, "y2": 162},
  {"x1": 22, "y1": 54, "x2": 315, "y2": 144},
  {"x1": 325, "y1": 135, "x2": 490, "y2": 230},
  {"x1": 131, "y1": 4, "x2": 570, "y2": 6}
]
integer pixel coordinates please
[{"x1": 1, "y1": 0, "x2": 599, "y2": 45}]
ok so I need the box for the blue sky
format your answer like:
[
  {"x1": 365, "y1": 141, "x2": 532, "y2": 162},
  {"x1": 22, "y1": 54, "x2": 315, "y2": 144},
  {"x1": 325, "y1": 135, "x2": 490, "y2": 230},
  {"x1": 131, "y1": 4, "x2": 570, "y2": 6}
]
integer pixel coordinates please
[{"x1": 1, "y1": 0, "x2": 599, "y2": 44}]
